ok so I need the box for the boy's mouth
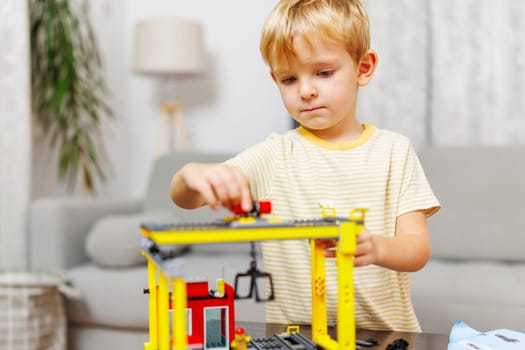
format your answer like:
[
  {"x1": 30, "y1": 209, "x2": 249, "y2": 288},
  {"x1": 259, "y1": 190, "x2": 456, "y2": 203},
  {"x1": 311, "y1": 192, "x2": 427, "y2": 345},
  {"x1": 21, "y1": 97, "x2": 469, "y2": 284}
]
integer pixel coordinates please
[{"x1": 301, "y1": 106, "x2": 323, "y2": 113}]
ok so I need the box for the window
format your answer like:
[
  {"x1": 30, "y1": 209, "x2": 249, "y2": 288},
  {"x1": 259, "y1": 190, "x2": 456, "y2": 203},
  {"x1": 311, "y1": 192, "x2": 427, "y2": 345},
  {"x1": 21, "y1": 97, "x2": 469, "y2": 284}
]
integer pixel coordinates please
[{"x1": 204, "y1": 307, "x2": 229, "y2": 350}]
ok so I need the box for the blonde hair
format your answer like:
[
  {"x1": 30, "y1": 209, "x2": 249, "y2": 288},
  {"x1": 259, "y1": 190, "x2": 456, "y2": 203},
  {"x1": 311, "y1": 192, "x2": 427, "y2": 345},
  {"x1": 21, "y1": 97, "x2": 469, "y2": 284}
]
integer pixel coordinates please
[{"x1": 260, "y1": 0, "x2": 370, "y2": 68}]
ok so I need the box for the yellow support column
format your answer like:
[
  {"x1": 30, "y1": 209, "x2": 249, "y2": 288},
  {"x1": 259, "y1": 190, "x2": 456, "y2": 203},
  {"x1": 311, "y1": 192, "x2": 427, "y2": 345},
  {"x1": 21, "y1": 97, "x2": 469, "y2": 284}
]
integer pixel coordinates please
[
  {"x1": 145, "y1": 258, "x2": 159, "y2": 350},
  {"x1": 158, "y1": 271, "x2": 170, "y2": 350},
  {"x1": 311, "y1": 240, "x2": 339, "y2": 350},
  {"x1": 336, "y1": 222, "x2": 355, "y2": 350},
  {"x1": 310, "y1": 239, "x2": 327, "y2": 336},
  {"x1": 172, "y1": 278, "x2": 187, "y2": 350},
  {"x1": 337, "y1": 209, "x2": 366, "y2": 350}
]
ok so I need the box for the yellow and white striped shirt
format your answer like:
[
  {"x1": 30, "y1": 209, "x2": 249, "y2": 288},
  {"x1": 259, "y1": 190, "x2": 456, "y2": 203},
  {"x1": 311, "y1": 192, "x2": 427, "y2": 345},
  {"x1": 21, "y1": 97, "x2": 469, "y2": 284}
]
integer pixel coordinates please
[{"x1": 226, "y1": 124, "x2": 440, "y2": 331}]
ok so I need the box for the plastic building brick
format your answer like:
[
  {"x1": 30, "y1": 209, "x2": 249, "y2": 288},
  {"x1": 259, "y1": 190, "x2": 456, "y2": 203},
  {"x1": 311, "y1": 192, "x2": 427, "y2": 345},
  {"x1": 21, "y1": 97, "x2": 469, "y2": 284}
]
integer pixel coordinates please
[{"x1": 248, "y1": 326, "x2": 319, "y2": 350}]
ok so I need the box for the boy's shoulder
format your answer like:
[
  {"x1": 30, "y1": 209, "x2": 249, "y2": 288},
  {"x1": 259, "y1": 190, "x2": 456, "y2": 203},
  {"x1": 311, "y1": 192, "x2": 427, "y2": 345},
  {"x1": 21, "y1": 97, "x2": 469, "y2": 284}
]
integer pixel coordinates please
[
  {"x1": 261, "y1": 128, "x2": 302, "y2": 145},
  {"x1": 366, "y1": 127, "x2": 418, "y2": 160},
  {"x1": 372, "y1": 126, "x2": 411, "y2": 146}
]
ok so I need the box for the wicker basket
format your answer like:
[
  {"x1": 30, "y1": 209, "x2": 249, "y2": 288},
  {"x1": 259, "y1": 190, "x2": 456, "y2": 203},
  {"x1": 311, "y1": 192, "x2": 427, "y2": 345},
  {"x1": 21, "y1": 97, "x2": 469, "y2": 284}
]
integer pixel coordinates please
[{"x1": 0, "y1": 271, "x2": 78, "y2": 350}]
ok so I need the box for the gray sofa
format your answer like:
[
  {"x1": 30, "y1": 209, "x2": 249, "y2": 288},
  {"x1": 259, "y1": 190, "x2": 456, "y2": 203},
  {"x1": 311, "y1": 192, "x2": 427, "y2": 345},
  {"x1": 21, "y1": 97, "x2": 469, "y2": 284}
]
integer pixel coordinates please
[
  {"x1": 29, "y1": 147, "x2": 525, "y2": 349},
  {"x1": 410, "y1": 146, "x2": 525, "y2": 334}
]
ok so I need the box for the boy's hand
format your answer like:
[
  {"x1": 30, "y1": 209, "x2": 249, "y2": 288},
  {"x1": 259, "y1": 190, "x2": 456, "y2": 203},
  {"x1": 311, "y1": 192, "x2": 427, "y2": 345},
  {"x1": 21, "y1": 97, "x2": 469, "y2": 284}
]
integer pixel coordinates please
[
  {"x1": 317, "y1": 211, "x2": 431, "y2": 272},
  {"x1": 319, "y1": 228, "x2": 377, "y2": 267},
  {"x1": 172, "y1": 163, "x2": 253, "y2": 212},
  {"x1": 353, "y1": 229, "x2": 377, "y2": 267}
]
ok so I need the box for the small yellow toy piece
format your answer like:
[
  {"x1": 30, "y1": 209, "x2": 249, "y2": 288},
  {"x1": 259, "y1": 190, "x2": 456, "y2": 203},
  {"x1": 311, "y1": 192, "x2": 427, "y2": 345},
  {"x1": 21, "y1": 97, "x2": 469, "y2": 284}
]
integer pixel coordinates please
[
  {"x1": 319, "y1": 200, "x2": 337, "y2": 218},
  {"x1": 231, "y1": 326, "x2": 251, "y2": 350},
  {"x1": 213, "y1": 278, "x2": 225, "y2": 298},
  {"x1": 286, "y1": 325, "x2": 300, "y2": 334}
]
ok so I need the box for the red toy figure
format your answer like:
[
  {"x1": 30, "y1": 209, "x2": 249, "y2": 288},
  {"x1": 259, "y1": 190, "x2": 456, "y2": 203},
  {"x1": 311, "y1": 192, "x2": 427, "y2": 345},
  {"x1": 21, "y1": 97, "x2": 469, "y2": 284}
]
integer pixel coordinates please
[{"x1": 231, "y1": 327, "x2": 251, "y2": 350}]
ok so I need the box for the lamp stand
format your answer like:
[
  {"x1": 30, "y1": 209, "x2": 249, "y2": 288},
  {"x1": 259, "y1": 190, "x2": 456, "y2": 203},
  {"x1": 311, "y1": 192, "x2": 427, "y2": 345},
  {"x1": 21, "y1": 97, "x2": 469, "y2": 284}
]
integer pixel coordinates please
[{"x1": 156, "y1": 101, "x2": 190, "y2": 156}]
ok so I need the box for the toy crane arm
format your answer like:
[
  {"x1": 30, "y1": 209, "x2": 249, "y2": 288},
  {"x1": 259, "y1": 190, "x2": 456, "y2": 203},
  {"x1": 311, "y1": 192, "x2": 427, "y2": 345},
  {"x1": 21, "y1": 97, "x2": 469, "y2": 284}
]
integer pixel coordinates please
[
  {"x1": 232, "y1": 201, "x2": 275, "y2": 302},
  {"x1": 234, "y1": 241, "x2": 275, "y2": 302}
]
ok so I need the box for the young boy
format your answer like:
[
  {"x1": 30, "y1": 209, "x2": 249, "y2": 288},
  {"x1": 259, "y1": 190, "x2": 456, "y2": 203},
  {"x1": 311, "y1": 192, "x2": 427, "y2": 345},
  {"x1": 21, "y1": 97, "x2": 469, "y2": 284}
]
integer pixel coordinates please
[{"x1": 170, "y1": 0, "x2": 440, "y2": 332}]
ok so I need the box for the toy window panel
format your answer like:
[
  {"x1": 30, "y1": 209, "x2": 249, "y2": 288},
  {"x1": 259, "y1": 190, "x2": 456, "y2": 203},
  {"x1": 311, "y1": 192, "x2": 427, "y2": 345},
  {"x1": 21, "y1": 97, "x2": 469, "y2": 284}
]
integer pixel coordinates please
[{"x1": 204, "y1": 307, "x2": 228, "y2": 350}]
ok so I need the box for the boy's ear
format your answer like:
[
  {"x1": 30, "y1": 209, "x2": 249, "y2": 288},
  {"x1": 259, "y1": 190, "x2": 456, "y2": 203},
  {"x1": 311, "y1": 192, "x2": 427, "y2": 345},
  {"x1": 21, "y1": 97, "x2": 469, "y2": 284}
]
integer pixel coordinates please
[{"x1": 357, "y1": 49, "x2": 378, "y2": 86}]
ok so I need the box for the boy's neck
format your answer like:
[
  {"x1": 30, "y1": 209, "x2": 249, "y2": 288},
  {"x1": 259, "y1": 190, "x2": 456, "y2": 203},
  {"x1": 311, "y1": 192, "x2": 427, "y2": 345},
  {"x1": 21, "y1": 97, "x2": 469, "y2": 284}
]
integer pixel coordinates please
[
  {"x1": 302, "y1": 121, "x2": 364, "y2": 143},
  {"x1": 297, "y1": 123, "x2": 373, "y2": 151}
]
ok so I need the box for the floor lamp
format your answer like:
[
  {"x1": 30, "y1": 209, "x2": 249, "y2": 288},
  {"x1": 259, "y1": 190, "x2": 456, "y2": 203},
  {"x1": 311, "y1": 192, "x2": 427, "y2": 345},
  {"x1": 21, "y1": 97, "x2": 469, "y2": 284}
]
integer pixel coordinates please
[{"x1": 133, "y1": 19, "x2": 207, "y2": 155}]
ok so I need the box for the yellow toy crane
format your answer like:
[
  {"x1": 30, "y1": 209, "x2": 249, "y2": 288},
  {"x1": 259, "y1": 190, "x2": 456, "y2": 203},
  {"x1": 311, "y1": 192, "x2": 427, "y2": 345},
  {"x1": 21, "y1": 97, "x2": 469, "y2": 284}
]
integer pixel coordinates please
[{"x1": 140, "y1": 201, "x2": 367, "y2": 350}]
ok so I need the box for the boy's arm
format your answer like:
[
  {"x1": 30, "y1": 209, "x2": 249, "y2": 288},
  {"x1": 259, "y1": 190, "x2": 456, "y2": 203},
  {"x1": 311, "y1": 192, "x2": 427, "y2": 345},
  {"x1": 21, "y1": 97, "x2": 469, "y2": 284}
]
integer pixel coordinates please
[
  {"x1": 355, "y1": 210, "x2": 431, "y2": 272},
  {"x1": 169, "y1": 162, "x2": 253, "y2": 212}
]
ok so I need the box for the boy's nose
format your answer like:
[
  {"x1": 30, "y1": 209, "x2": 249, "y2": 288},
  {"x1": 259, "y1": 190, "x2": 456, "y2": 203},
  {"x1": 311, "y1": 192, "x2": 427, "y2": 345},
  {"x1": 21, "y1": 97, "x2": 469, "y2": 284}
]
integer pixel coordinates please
[{"x1": 299, "y1": 80, "x2": 318, "y2": 99}]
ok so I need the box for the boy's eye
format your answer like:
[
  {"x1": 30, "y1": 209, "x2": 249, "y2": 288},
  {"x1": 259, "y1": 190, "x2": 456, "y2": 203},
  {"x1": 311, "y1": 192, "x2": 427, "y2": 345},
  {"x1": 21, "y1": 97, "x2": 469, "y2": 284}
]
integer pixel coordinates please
[
  {"x1": 318, "y1": 69, "x2": 334, "y2": 77},
  {"x1": 280, "y1": 76, "x2": 296, "y2": 84}
]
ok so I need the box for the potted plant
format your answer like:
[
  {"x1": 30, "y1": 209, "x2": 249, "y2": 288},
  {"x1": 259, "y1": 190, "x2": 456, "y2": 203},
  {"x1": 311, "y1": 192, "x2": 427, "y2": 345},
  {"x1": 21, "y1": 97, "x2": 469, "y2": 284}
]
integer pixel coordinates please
[{"x1": 29, "y1": 0, "x2": 113, "y2": 193}]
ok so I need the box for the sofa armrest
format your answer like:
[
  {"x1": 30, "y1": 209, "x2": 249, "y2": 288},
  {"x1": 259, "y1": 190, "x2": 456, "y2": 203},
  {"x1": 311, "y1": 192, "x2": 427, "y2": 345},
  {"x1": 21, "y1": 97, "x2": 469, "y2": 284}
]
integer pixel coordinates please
[{"x1": 29, "y1": 196, "x2": 143, "y2": 269}]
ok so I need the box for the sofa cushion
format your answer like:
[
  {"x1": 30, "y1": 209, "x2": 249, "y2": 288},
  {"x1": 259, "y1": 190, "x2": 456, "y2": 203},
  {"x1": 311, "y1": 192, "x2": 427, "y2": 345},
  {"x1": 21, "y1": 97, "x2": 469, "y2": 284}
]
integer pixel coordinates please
[
  {"x1": 418, "y1": 147, "x2": 525, "y2": 262},
  {"x1": 85, "y1": 211, "x2": 188, "y2": 268},
  {"x1": 410, "y1": 258, "x2": 525, "y2": 334},
  {"x1": 66, "y1": 264, "x2": 149, "y2": 329}
]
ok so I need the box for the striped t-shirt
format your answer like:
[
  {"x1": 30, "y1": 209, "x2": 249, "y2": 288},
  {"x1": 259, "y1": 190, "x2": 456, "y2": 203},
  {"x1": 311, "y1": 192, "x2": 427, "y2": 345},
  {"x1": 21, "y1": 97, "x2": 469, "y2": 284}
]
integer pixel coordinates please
[{"x1": 226, "y1": 124, "x2": 440, "y2": 332}]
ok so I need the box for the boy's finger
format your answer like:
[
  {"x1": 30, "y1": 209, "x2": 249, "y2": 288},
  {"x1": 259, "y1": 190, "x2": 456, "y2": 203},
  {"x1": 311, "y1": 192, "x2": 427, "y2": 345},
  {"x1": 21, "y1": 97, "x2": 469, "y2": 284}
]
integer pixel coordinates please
[
  {"x1": 231, "y1": 169, "x2": 252, "y2": 212},
  {"x1": 208, "y1": 175, "x2": 232, "y2": 207},
  {"x1": 197, "y1": 181, "x2": 220, "y2": 210},
  {"x1": 240, "y1": 185, "x2": 253, "y2": 212},
  {"x1": 323, "y1": 246, "x2": 336, "y2": 258}
]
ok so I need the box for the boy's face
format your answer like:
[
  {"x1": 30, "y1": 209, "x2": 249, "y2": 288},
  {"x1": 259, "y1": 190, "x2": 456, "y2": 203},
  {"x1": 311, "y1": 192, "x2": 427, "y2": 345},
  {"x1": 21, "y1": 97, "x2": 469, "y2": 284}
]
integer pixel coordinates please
[{"x1": 270, "y1": 34, "x2": 373, "y2": 141}]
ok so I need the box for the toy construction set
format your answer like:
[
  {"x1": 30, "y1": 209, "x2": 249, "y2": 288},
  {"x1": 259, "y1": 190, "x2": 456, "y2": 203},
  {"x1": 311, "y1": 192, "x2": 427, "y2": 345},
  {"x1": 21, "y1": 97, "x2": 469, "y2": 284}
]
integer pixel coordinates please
[{"x1": 140, "y1": 200, "x2": 374, "y2": 350}]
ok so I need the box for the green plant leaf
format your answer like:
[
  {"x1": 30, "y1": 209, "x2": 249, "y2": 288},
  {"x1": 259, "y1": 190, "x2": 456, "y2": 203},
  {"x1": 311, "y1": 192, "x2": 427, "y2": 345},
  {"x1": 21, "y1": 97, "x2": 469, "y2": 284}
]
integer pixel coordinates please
[{"x1": 30, "y1": 0, "x2": 114, "y2": 194}]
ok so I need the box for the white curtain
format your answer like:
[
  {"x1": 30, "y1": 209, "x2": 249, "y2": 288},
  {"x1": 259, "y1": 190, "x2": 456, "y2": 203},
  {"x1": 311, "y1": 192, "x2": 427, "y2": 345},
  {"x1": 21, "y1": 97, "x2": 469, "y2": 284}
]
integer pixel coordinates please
[
  {"x1": 359, "y1": 0, "x2": 429, "y2": 148},
  {"x1": 0, "y1": 0, "x2": 31, "y2": 269},
  {"x1": 430, "y1": 0, "x2": 525, "y2": 145},
  {"x1": 359, "y1": 0, "x2": 525, "y2": 146}
]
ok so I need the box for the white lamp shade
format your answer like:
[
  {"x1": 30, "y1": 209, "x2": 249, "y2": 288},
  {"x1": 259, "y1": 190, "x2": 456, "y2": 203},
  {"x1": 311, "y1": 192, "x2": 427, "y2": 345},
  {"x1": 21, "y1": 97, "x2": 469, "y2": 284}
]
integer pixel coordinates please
[{"x1": 133, "y1": 19, "x2": 207, "y2": 77}]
